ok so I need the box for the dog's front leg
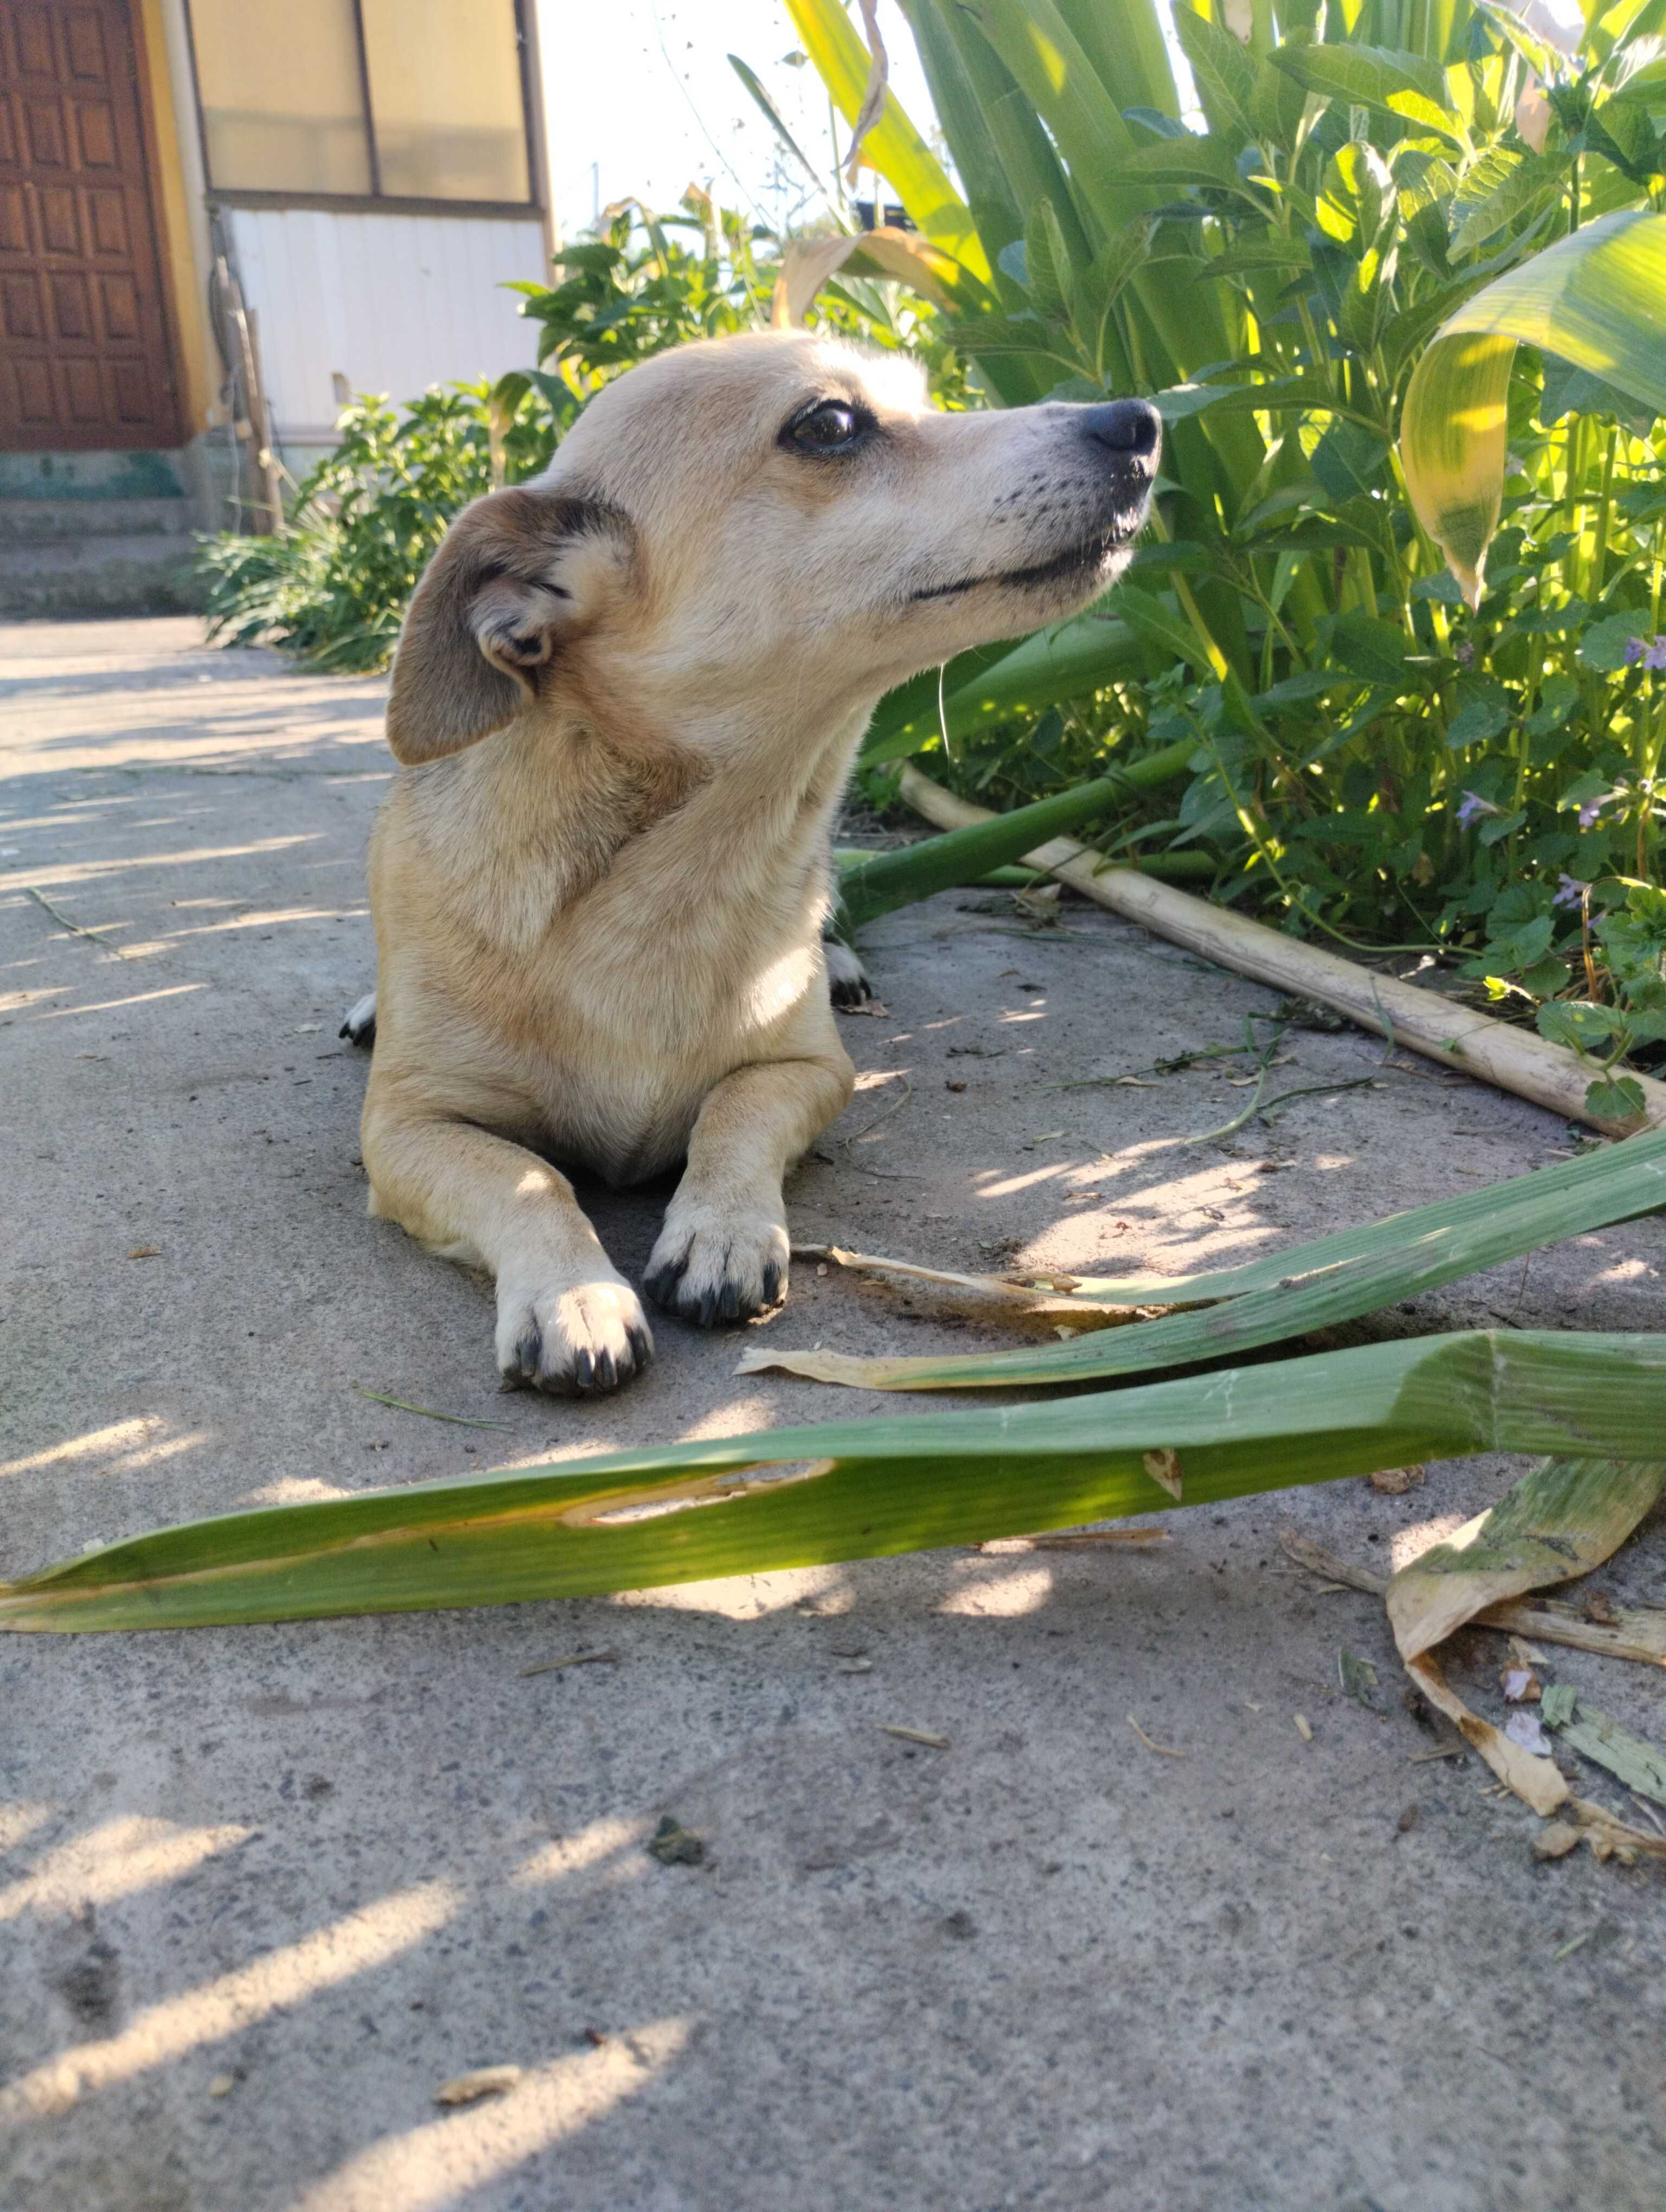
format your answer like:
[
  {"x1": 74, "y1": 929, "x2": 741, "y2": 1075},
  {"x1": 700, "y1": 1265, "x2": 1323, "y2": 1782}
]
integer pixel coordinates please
[
  {"x1": 644, "y1": 1054, "x2": 854, "y2": 1325},
  {"x1": 361, "y1": 1101, "x2": 652, "y2": 1396}
]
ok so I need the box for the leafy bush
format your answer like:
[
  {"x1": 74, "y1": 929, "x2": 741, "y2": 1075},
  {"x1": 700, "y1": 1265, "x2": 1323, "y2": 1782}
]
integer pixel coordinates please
[
  {"x1": 788, "y1": 0, "x2": 1666, "y2": 1105},
  {"x1": 198, "y1": 378, "x2": 561, "y2": 672}
]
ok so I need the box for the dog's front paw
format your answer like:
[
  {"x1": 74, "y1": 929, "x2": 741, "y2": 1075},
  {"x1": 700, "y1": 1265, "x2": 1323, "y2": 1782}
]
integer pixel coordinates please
[
  {"x1": 643, "y1": 1207, "x2": 790, "y2": 1327},
  {"x1": 496, "y1": 1273, "x2": 653, "y2": 1397},
  {"x1": 824, "y1": 938, "x2": 873, "y2": 1009},
  {"x1": 340, "y1": 989, "x2": 377, "y2": 1047}
]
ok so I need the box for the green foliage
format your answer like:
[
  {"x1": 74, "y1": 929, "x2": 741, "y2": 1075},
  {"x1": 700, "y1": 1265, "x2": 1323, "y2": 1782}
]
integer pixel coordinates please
[
  {"x1": 197, "y1": 377, "x2": 561, "y2": 673},
  {"x1": 824, "y1": 0, "x2": 1666, "y2": 1086},
  {"x1": 198, "y1": 198, "x2": 972, "y2": 672}
]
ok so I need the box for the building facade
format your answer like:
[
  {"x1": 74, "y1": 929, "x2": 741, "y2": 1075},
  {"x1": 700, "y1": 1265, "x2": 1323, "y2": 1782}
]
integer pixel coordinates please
[{"x1": 0, "y1": 0, "x2": 555, "y2": 611}]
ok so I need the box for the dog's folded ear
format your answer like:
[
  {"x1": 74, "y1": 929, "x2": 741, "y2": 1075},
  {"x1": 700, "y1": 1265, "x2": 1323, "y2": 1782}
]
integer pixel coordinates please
[{"x1": 386, "y1": 487, "x2": 632, "y2": 765}]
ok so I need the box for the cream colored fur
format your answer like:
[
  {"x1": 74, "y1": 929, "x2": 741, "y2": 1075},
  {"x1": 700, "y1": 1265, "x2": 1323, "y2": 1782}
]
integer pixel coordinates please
[{"x1": 360, "y1": 330, "x2": 1156, "y2": 1396}]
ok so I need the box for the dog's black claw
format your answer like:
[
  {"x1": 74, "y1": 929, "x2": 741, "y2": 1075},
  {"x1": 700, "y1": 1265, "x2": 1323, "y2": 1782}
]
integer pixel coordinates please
[
  {"x1": 592, "y1": 1348, "x2": 617, "y2": 1392},
  {"x1": 760, "y1": 1261, "x2": 783, "y2": 1306},
  {"x1": 627, "y1": 1324, "x2": 655, "y2": 1368},
  {"x1": 718, "y1": 1278, "x2": 744, "y2": 1324},
  {"x1": 506, "y1": 1326, "x2": 542, "y2": 1385},
  {"x1": 643, "y1": 1256, "x2": 688, "y2": 1312},
  {"x1": 573, "y1": 1348, "x2": 595, "y2": 1392}
]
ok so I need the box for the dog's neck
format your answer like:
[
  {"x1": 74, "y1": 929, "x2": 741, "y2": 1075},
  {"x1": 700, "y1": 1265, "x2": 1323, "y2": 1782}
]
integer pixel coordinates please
[{"x1": 401, "y1": 684, "x2": 879, "y2": 955}]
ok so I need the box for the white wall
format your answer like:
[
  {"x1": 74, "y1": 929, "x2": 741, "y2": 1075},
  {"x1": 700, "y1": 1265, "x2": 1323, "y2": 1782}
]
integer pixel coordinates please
[{"x1": 225, "y1": 205, "x2": 546, "y2": 458}]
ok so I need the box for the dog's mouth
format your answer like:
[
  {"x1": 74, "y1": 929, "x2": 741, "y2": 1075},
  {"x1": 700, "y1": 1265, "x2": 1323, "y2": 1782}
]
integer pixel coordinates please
[{"x1": 906, "y1": 506, "x2": 1151, "y2": 606}]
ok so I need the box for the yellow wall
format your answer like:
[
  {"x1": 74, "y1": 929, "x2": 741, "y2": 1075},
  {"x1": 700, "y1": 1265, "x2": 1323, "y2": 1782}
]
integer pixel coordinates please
[{"x1": 136, "y1": 0, "x2": 220, "y2": 439}]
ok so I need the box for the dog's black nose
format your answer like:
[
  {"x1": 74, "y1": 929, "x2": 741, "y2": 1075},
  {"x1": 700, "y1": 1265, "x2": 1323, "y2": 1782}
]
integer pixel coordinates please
[{"x1": 1079, "y1": 398, "x2": 1162, "y2": 465}]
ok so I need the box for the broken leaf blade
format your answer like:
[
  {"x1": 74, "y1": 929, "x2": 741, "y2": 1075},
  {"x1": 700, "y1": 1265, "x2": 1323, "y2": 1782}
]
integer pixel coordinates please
[
  {"x1": 4, "y1": 1332, "x2": 1666, "y2": 1633},
  {"x1": 739, "y1": 1124, "x2": 1666, "y2": 1390},
  {"x1": 1386, "y1": 1456, "x2": 1666, "y2": 1662}
]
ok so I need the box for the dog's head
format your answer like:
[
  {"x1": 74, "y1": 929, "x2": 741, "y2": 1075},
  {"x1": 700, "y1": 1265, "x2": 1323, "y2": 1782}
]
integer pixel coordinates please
[{"x1": 386, "y1": 331, "x2": 1159, "y2": 764}]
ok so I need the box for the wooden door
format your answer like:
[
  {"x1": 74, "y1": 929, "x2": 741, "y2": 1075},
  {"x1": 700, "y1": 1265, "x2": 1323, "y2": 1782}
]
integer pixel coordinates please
[{"x1": 0, "y1": 0, "x2": 181, "y2": 450}]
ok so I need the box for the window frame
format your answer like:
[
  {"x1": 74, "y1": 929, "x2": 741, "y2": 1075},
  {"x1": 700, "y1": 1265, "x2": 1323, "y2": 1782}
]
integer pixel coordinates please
[{"x1": 182, "y1": 0, "x2": 544, "y2": 218}]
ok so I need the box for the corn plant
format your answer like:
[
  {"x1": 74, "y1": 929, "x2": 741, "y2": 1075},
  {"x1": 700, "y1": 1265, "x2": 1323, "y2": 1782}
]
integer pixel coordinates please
[{"x1": 791, "y1": 0, "x2": 1666, "y2": 1109}]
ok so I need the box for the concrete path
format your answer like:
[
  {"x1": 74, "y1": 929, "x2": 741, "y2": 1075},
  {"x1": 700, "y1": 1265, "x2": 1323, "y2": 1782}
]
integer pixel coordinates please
[{"x1": 3, "y1": 617, "x2": 1664, "y2": 2212}]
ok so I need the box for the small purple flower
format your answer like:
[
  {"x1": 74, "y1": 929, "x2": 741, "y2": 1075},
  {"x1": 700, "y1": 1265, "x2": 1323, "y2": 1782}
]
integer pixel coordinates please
[
  {"x1": 1646, "y1": 639, "x2": 1666, "y2": 672},
  {"x1": 1623, "y1": 635, "x2": 1666, "y2": 668},
  {"x1": 1625, "y1": 636, "x2": 1646, "y2": 663},
  {"x1": 1578, "y1": 795, "x2": 1605, "y2": 829},
  {"x1": 1456, "y1": 790, "x2": 1498, "y2": 827},
  {"x1": 1553, "y1": 873, "x2": 1587, "y2": 909}
]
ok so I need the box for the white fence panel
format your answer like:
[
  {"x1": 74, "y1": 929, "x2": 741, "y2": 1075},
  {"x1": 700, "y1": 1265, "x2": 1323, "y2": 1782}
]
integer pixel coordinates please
[{"x1": 226, "y1": 207, "x2": 547, "y2": 456}]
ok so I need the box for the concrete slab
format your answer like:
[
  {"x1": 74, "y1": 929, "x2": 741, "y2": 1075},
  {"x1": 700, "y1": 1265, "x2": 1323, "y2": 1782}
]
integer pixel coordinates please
[{"x1": 3, "y1": 616, "x2": 1664, "y2": 2212}]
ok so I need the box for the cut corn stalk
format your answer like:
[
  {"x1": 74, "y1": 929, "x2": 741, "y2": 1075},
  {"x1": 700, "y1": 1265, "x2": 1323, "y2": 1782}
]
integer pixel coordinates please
[
  {"x1": 740, "y1": 1122, "x2": 1666, "y2": 1390},
  {"x1": 4, "y1": 1333, "x2": 1666, "y2": 1634},
  {"x1": 896, "y1": 766, "x2": 1666, "y2": 1134},
  {"x1": 838, "y1": 745, "x2": 1194, "y2": 926}
]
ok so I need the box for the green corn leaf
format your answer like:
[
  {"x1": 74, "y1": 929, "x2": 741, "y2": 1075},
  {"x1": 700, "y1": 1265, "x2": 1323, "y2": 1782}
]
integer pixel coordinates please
[
  {"x1": 5, "y1": 1335, "x2": 1666, "y2": 1633},
  {"x1": 741, "y1": 1124, "x2": 1666, "y2": 1390},
  {"x1": 860, "y1": 609, "x2": 1146, "y2": 766},
  {"x1": 783, "y1": 0, "x2": 990, "y2": 278},
  {"x1": 1400, "y1": 211, "x2": 1666, "y2": 605}
]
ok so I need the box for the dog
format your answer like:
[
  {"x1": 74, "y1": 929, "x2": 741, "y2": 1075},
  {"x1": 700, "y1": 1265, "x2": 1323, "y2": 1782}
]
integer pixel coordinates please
[{"x1": 350, "y1": 331, "x2": 1158, "y2": 1396}]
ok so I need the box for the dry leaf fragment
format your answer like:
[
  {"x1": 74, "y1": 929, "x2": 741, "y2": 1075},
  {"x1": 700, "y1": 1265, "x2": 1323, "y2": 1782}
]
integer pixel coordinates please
[
  {"x1": 880, "y1": 1725, "x2": 949, "y2": 1749},
  {"x1": 1370, "y1": 1464, "x2": 1426, "y2": 1496},
  {"x1": 1387, "y1": 1459, "x2": 1666, "y2": 1663},
  {"x1": 1142, "y1": 1446, "x2": 1183, "y2": 1501},
  {"x1": 127, "y1": 1246, "x2": 161, "y2": 1259},
  {"x1": 1533, "y1": 1822, "x2": 1582, "y2": 1861},
  {"x1": 1338, "y1": 1648, "x2": 1381, "y2": 1709},
  {"x1": 520, "y1": 1648, "x2": 618, "y2": 1678},
  {"x1": 1541, "y1": 1686, "x2": 1666, "y2": 1807},
  {"x1": 1502, "y1": 1666, "x2": 1541, "y2": 1703},
  {"x1": 1582, "y1": 1590, "x2": 1619, "y2": 1625},
  {"x1": 647, "y1": 1816, "x2": 706, "y2": 1864},
  {"x1": 1127, "y1": 1715, "x2": 1186, "y2": 1758},
  {"x1": 434, "y1": 2066, "x2": 523, "y2": 2106},
  {"x1": 1396, "y1": 1802, "x2": 1420, "y2": 1834},
  {"x1": 207, "y1": 2073, "x2": 235, "y2": 2098},
  {"x1": 837, "y1": 1658, "x2": 873, "y2": 1675},
  {"x1": 1404, "y1": 1652, "x2": 1569, "y2": 1817},
  {"x1": 998, "y1": 1527, "x2": 1168, "y2": 1552},
  {"x1": 1293, "y1": 1713, "x2": 1314, "y2": 1742}
]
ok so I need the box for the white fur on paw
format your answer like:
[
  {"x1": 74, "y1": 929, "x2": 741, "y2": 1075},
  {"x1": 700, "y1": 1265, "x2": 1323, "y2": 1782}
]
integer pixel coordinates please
[
  {"x1": 340, "y1": 989, "x2": 377, "y2": 1046},
  {"x1": 496, "y1": 1272, "x2": 653, "y2": 1397},
  {"x1": 824, "y1": 939, "x2": 873, "y2": 1009},
  {"x1": 643, "y1": 1205, "x2": 790, "y2": 1327}
]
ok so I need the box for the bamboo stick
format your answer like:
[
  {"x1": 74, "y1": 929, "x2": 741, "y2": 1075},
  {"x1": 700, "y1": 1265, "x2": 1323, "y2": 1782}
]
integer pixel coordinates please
[{"x1": 895, "y1": 766, "x2": 1666, "y2": 1134}]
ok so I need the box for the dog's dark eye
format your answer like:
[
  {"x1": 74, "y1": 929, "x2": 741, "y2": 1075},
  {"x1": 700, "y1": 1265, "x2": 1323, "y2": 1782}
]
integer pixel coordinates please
[{"x1": 786, "y1": 399, "x2": 865, "y2": 453}]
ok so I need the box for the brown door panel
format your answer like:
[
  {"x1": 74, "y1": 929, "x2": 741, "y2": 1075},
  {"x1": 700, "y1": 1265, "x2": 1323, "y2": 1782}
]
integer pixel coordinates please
[{"x1": 0, "y1": 0, "x2": 182, "y2": 450}]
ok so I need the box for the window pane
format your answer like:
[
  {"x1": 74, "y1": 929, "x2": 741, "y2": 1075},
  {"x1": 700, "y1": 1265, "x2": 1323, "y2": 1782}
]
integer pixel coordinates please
[
  {"x1": 189, "y1": 0, "x2": 371, "y2": 194},
  {"x1": 361, "y1": 0, "x2": 530, "y2": 202}
]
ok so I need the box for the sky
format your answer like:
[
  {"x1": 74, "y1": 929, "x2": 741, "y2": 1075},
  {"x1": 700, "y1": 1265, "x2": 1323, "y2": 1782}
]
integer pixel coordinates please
[{"x1": 536, "y1": 0, "x2": 941, "y2": 241}]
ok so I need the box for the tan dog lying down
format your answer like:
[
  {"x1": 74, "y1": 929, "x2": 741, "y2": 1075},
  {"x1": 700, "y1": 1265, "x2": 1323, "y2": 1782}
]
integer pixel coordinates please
[{"x1": 353, "y1": 331, "x2": 1157, "y2": 1397}]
